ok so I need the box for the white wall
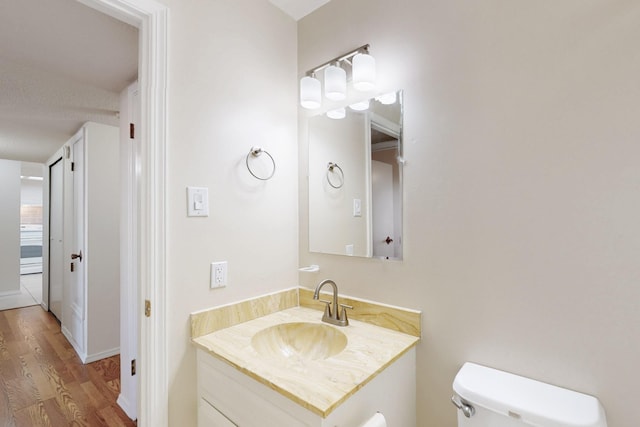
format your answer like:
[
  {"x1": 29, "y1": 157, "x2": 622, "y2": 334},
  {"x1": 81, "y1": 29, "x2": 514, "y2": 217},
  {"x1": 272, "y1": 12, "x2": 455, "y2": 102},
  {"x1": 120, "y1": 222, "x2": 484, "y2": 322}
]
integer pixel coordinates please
[
  {"x1": 163, "y1": 1, "x2": 298, "y2": 425},
  {"x1": 21, "y1": 178, "x2": 44, "y2": 206},
  {"x1": 299, "y1": 1, "x2": 640, "y2": 426},
  {"x1": 0, "y1": 159, "x2": 21, "y2": 295}
]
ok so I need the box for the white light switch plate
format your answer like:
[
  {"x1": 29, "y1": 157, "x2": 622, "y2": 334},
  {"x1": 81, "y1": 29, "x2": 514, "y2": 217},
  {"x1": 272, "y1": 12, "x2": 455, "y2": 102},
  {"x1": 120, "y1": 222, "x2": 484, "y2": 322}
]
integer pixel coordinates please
[
  {"x1": 187, "y1": 187, "x2": 209, "y2": 217},
  {"x1": 353, "y1": 198, "x2": 362, "y2": 217}
]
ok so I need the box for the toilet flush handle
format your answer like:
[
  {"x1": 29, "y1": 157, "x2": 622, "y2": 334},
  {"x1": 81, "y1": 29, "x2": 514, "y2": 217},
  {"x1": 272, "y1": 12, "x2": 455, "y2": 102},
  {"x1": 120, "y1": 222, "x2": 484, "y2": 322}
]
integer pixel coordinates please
[{"x1": 451, "y1": 396, "x2": 475, "y2": 418}]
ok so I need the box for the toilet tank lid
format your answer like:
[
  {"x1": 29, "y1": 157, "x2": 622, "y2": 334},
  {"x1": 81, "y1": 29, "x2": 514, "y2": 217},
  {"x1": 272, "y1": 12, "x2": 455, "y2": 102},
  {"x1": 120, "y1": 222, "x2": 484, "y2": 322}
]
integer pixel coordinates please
[{"x1": 453, "y1": 363, "x2": 607, "y2": 427}]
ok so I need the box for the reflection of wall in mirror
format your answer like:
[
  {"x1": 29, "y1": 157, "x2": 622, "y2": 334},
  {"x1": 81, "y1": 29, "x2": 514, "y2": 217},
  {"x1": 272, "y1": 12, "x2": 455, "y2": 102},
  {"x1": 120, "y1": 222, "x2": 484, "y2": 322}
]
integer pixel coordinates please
[
  {"x1": 372, "y1": 148, "x2": 401, "y2": 258},
  {"x1": 308, "y1": 113, "x2": 371, "y2": 257}
]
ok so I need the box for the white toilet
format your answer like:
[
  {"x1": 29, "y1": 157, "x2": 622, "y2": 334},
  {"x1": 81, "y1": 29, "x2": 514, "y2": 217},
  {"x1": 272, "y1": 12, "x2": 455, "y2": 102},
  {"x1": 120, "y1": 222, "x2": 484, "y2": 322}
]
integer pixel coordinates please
[{"x1": 452, "y1": 362, "x2": 608, "y2": 427}]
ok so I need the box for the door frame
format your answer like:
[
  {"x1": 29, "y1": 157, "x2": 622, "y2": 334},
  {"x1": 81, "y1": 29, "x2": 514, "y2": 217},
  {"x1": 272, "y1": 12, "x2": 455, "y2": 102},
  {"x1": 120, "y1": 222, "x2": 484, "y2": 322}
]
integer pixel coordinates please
[{"x1": 77, "y1": 0, "x2": 168, "y2": 425}]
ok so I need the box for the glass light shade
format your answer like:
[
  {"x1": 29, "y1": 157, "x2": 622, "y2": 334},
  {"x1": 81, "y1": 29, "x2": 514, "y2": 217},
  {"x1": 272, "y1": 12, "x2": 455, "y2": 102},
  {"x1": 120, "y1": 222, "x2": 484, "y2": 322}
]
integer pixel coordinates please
[
  {"x1": 300, "y1": 75, "x2": 321, "y2": 109},
  {"x1": 349, "y1": 100, "x2": 370, "y2": 111},
  {"x1": 376, "y1": 92, "x2": 397, "y2": 105},
  {"x1": 352, "y1": 53, "x2": 376, "y2": 91},
  {"x1": 324, "y1": 65, "x2": 347, "y2": 101},
  {"x1": 327, "y1": 108, "x2": 346, "y2": 119}
]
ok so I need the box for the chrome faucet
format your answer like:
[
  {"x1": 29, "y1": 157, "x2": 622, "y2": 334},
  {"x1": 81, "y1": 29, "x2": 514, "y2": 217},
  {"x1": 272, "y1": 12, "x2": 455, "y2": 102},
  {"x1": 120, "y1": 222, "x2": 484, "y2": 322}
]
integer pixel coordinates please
[{"x1": 313, "y1": 279, "x2": 352, "y2": 327}]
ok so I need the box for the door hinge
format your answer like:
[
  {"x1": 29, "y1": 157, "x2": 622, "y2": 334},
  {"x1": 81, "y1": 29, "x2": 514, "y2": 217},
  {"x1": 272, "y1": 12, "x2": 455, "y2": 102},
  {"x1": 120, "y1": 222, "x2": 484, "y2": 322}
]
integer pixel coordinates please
[
  {"x1": 71, "y1": 162, "x2": 75, "y2": 172},
  {"x1": 144, "y1": 299, "x2": 151, "y2": 317},
  {"x1": 131, "y1": 359, "x2": 136, "y2": 376},
  {"x1": 129, "y1": 123, "x2": 135, "y2": 139},
  {"x1": 70, "y1": 262, "x2": 74, "y2": 272}
]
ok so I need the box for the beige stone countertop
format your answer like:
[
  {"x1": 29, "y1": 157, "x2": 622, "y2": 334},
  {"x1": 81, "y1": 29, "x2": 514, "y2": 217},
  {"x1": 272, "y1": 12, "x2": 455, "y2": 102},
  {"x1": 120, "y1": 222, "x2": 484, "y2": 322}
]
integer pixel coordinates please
[{"x1": 192, "y1": 306, "x2": 419, "y2": 417}]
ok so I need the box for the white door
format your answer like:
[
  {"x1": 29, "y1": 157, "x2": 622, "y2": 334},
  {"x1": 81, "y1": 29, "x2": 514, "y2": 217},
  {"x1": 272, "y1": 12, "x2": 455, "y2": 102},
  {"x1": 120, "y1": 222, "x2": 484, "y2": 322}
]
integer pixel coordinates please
[
  {"x1": 49, "y1": 158, "x2": 64, "y2": 320},
  {"x1": 371, "y1": 160, "x2": 395, "y2": 258},
  {"x1": 68, "y1": 135, "x2": 86, "y2": 353}
]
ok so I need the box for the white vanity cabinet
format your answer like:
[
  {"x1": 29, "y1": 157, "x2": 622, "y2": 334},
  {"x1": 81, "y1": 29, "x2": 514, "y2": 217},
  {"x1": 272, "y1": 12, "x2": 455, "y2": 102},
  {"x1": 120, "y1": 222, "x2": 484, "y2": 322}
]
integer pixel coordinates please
[{"x1": 196, "y1": 347, "x2": 416, "y2": 427}]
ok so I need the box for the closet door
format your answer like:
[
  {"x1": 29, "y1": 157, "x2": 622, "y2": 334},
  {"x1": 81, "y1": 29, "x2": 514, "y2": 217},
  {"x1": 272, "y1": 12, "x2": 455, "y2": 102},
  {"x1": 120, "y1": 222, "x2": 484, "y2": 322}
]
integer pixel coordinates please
[
  {"x1": 64, "y1": 132, "x2": 86, "y2": 357},
  {"x1": 48, "y1": 158, "x2": 63, "y2": 320}
]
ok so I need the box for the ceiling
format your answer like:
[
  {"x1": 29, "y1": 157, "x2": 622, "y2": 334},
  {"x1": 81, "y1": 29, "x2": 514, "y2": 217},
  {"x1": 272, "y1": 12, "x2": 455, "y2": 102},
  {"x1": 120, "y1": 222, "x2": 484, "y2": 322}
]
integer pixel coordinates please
[
  {"x1": 0, "y1": 0, "x2": 138, "y2": 164},
  {"x1": 269, "y1": 0, "x2": 330, "y2": 21}
]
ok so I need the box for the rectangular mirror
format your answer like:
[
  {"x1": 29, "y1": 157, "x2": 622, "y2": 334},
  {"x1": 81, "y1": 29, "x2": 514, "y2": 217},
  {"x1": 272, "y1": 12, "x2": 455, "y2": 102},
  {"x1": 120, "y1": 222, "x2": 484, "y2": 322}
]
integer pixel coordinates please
[{"x1": 308, "y1": 90, "x2": 403, "y2": 259}]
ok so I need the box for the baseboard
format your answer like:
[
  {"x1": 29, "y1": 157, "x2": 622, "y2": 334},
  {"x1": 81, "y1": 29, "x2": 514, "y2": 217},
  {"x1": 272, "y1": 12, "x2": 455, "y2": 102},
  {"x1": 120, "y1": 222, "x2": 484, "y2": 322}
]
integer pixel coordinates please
[
  {"x1": 61, "y1": 325, "x2": 87, "y2": 362},
  {"x1": 0, "y1": 289, "x2": 22, "y2": 298},
  {"x1": 85, "y1": 347, "x2": 120, "y2": 364},
  {"x1": 117, "y1": 393, "x2": 138, "y2": 421}
]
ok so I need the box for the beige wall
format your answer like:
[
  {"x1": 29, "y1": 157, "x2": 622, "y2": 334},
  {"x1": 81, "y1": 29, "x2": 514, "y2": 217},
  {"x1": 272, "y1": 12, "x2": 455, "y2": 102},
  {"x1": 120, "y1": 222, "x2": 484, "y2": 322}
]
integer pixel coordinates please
[
  {"x1": 164, "y1": 0, "x2": 298, "y2": 425},
  {"x1": 21, "y1": 177, "x2": 44, "y2": 207},
  {"x1": 299, "y1": 1, "x2": 640, "y2": 426}
]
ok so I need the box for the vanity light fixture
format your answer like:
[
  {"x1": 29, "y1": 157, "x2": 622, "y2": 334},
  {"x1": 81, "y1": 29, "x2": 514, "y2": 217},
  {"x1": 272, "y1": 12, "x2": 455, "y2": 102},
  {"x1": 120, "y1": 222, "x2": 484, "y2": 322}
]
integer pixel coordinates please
[
  {"x1": 299, "y1": 44, "x2": 375, "y2": 110},
  {"x1": 352, "y1": 52, "x2": 376, "y2": 92},
  {"x1": 327, "y1": 107, "x2": 346, "y2": 119},
  {"x1": 300, "y1": 73, "x2": 322, "y2": 109},
  {"x1": 324, "y1": 63, "x2": 347, "y2": 101},
  {"x1": 375, "y1": 92, "x2": 397, "y2": 105},
  {"x1": 349, "y1": 99, "x2": 370, "y2": 111}
]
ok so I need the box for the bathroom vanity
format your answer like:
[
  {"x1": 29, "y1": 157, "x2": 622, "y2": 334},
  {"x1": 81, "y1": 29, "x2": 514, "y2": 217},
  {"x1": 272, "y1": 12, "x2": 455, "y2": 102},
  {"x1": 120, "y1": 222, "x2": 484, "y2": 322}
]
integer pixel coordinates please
[{"x1": 191, "y1": 288, "x2": 420, "y2": 426}]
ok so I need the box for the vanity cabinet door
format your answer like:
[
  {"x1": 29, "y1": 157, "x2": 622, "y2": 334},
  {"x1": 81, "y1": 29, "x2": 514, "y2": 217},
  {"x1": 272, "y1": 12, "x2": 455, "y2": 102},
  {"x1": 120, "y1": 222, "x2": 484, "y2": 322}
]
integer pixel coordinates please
[
  {"x1": 196, "y1": 347, "x2": 417, "y2": 427},
  {"x1": 197, "y1": 349, "x2": 319, "y2": 427},
  {"x1": 198, "y1": 398, "x2": 237, "y2": 426}
]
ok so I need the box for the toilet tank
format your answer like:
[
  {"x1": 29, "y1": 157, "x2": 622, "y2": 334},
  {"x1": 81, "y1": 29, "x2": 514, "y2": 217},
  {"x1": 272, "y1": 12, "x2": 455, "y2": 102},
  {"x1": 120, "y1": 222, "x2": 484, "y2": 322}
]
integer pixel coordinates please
[{"x1": 452, "y1": 363, "x2": 607, "y2": 427}]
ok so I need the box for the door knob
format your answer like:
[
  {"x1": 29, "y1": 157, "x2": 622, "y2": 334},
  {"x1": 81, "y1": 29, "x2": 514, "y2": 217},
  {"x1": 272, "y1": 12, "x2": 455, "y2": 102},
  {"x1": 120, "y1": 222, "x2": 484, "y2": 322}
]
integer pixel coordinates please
[
  {"x1": 71, "y1": 251, "x2": 83, "y2": 262},
  {"x1": 384, "y1": 236, "x2": 393, "y2": 245}
]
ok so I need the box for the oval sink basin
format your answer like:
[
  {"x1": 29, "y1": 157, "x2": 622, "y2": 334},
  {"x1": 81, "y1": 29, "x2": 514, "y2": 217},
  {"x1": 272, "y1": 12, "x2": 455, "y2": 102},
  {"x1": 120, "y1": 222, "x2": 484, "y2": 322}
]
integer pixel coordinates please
[{"x1": 251, "y1": 322, "x2": 347, "y2": 361}]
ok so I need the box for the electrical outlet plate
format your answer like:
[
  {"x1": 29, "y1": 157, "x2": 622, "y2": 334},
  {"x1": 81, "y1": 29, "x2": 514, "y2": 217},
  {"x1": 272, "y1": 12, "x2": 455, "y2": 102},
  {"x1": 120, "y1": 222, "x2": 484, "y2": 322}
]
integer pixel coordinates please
[{"x1": 210, "y1": 261, "x2": 227, "y2": 289}]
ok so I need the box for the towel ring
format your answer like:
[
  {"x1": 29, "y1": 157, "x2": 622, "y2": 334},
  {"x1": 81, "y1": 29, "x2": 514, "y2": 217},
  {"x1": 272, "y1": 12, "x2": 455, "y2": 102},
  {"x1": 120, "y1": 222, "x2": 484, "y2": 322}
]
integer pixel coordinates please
[
  {"x1": 326, "y1": 162, "x2": 344, "y2": 189},
  {"x1": 246, "y1": 146, "x2": 276, "y2": 181}
]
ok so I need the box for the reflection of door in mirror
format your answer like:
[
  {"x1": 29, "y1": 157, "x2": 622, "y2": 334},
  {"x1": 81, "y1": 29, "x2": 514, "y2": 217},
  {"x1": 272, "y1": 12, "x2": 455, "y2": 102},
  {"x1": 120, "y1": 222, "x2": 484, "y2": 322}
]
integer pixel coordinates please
[
  {"x1": 370, "y1": 118, "x2": 402, "y2": 259},
  {"x1": 371, "y1": 160, "x2": 394, "y2": 258}
]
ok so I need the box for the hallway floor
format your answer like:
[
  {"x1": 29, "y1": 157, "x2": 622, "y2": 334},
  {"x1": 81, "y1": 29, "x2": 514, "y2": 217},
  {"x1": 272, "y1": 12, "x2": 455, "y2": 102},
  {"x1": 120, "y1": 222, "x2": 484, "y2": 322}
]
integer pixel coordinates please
[
  {"x1": 0, "y1": 274, "x2": 42, "y2": 312},
  {"x1": 0, "y1": 305, "x2": 136, "y2": 426},
  {"x1": 20, "y1": 273, "x2": 42, "y2": 305}
]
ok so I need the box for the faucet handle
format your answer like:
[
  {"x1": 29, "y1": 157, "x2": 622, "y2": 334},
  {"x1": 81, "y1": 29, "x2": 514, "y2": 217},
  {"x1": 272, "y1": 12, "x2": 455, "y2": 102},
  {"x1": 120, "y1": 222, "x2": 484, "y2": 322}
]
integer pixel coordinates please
[
  {"x1": 339, "y1": 303, "x2": 353, "y2": 324},
  {"x1": 319, "y1": 299, "x2": 332, "y2": 318}
]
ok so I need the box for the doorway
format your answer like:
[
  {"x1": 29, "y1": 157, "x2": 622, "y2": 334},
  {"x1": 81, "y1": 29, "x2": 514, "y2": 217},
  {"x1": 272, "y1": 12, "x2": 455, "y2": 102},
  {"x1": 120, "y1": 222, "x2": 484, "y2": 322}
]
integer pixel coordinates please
[
  {"x1": 78, "y1": 1, "x2": 168, "y2": 426},
  {"x1": 3, "y1": 0, "x2": 167, "y2": 424}
]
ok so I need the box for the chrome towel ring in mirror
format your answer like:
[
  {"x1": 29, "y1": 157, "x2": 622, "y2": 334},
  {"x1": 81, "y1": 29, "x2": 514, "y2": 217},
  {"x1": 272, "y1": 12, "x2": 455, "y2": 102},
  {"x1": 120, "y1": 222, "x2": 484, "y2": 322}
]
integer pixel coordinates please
[
  {"x1": 246, "y1": 146, "x2": 276, "y2": 180},
  {"x1": 326, "y1": 162, "x2": 344, "y2": 189}
]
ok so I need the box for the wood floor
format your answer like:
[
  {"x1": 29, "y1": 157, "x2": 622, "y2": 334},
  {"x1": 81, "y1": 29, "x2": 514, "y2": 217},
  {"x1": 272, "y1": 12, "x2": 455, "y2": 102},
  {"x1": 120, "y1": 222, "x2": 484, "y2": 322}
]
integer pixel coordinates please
[{"x1": 0, "y1": 305, "x2": 136, "y2": 427}]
